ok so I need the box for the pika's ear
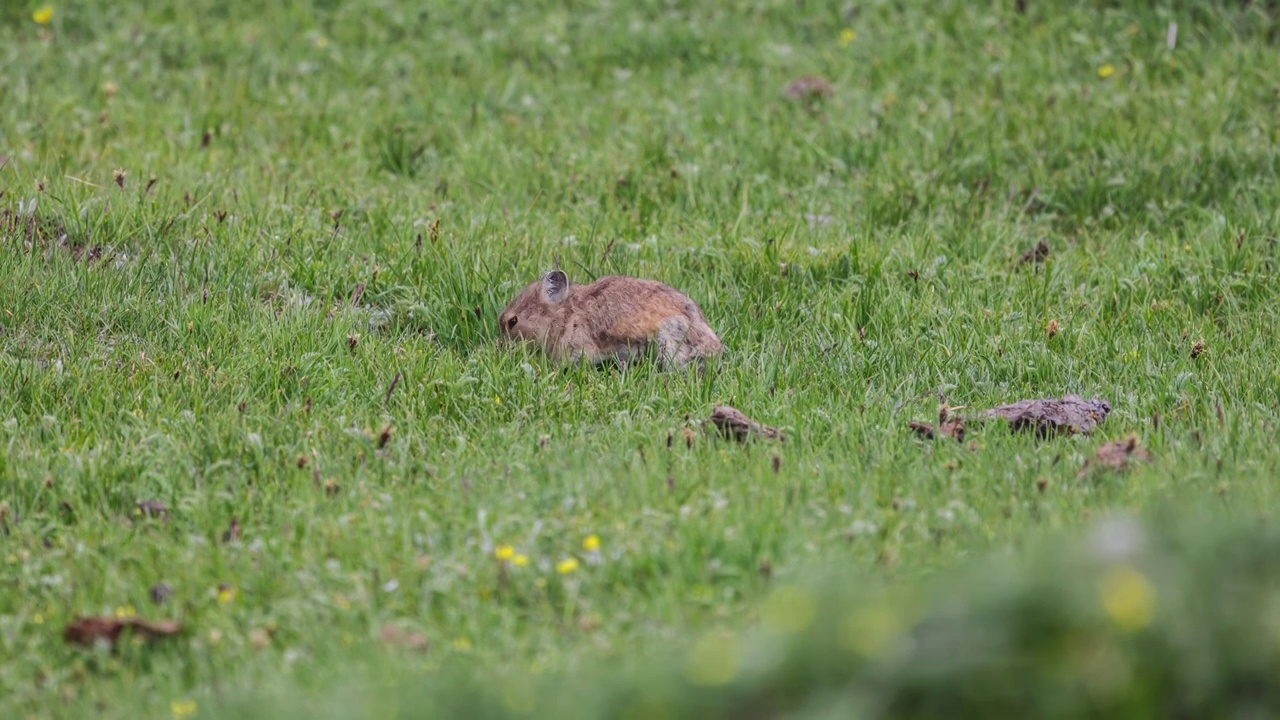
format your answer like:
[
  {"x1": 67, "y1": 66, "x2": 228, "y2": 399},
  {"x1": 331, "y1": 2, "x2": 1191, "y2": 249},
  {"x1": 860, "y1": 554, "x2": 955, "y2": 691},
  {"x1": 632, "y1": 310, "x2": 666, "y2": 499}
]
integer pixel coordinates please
[{"x1": 542, "y1": 270, "x2": 569, "y2": 303}]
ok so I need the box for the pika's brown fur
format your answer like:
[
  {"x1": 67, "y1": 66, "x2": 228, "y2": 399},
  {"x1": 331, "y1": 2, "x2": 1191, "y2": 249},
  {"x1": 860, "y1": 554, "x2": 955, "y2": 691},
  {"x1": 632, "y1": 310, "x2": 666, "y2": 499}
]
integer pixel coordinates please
[{"x1": 498, "y1": 271, "x2": 723, "y2": 368}]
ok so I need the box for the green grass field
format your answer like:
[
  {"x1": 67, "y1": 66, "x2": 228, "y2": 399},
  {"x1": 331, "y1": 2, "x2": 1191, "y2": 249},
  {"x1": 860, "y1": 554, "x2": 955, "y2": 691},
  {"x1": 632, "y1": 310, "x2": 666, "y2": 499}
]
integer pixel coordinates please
[{"x1": 4, "y1": 0, "x2": 1280, "y2": 717}]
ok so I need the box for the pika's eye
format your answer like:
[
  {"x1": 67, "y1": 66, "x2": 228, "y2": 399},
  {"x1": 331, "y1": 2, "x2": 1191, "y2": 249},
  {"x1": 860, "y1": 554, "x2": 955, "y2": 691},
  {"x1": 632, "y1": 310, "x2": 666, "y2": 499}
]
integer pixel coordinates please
[{"x1": 507, "y1": 316, "x2": 518, "y2": 330}]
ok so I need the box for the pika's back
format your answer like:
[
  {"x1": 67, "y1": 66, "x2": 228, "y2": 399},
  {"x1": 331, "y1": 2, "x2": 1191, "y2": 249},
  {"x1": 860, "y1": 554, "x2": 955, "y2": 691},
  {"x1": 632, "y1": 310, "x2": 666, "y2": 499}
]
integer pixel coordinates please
[{"x1": 566, "y1": 275, "x2": 708, "y2": 324}]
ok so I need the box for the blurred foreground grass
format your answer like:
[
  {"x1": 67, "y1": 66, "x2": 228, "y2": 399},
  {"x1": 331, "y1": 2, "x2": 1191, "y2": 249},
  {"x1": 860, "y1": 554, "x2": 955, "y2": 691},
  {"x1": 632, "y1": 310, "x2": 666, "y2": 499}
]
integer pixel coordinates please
[{"x1": 225, "y1": 511, "x2": 1280, "y2": 719}]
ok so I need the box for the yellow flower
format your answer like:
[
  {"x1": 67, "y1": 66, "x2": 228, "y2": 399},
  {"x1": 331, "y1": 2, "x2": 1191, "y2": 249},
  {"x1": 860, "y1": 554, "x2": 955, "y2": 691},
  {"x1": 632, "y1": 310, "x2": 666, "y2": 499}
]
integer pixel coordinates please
[
  {"x1": 839, "y1": 28, "x2": 856, "y2": 47},
  {"x1": 114, "y1": 605, "x2": 136, "y2": 619},
  {"x1": 512, "y1": 554, "x2": 529, "y2": 567},
  {"x1": 33, "y1": 5, "x2": 53, "y2": 25},
  {"x1": 1098, "y1": 565, "x2": 1155, "y2": 631},
  {"x1": 494, "y1": 544, "x2": 515, "y2": 561},
  {"x1": 171, "y1": 699, "x2": 197, "y2": 719},
  {"x1": 840, "y1": 603, "x2": 901, "y2": 657},
  {"x1": 314, "y1": 36, "x2": 330, "y2": 49},
  {"x1": 556, "y1": 558, "x2": 579, "y2": 574},
  {"x1": 217, "y1": 586, "x2": 237, "y2": 604},
  {"x1": 33, "y1": 613, "x2": 44, "y2": 625},
  {"x1": 582, "y1": 534, "x2": 600, "y2": 552},
  {"x1": 761, "y1": 585, "x2": 817, "y2": 635},
  {"x1": 452, "y1": 637, "x2": 472, "y2": 651},
  {"x1": 685, "y1": 630, "x2": 739, "y2": 686},
  {"x1": 1098, "y1": 63, "x2": 1116, "y2": 79}
]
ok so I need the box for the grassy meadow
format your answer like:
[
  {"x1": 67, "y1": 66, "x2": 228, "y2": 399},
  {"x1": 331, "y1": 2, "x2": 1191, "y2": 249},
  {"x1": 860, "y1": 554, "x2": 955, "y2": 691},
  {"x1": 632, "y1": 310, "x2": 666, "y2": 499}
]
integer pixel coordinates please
[{"x1": 4, "y1": 0, "x2": 1280, "y2": 716}]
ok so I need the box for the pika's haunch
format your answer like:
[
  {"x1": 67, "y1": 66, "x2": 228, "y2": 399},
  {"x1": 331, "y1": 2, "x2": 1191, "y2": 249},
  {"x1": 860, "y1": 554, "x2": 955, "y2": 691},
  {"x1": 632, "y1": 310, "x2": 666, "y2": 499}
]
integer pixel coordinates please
[{"x1": 498, "y1": 270, "x2": 723, "y2": 368}]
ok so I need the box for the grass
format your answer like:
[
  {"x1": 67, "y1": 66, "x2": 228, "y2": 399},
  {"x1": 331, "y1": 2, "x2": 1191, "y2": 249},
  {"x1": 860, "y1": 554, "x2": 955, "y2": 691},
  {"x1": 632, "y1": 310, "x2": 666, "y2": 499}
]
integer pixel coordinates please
[{"x1": 3, "y1": 0, "x2": 1280, "y2": 716}]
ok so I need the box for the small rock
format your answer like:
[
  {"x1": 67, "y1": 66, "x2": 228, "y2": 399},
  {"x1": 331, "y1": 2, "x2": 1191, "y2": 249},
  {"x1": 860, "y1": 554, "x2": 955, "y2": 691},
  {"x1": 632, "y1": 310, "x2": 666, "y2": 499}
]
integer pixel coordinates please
[
  {"x1": 379, "y1": 623, "x2": 429, "y2": 652},
  {"x1": 908, "y1": 394, "x2": 1111, "y2": 440},
  {"x1": 784, "y1": 75, "x2": 833, "y2": 105},
  {"x1": 1016, "y1": 239, "x2": 1050, "y2": 268},
  {"x1": 149, "y1": 583, "x2": 173, "y2": 605},
  {"x1": 908, "y1": 419, "x2": 965, "y2": 442},
  {"x1": 64, "y1": 616, "x2": 181, "y2": 649},
  {"x1": 136, "y1": 500, "x2": 168, "y2": 518},
  {"x1": 221, "y1": 516, "x2": 242, "y2": 544},
  {"x1": 1079, "y1": 435, "x2": 1151, "y2": 478},
  {"x1": 976, "y1": 395, "x2": 1111, "y2": 436},
  {"x1": 709, "y1": 406, "x2": 784, "y2": 442}
]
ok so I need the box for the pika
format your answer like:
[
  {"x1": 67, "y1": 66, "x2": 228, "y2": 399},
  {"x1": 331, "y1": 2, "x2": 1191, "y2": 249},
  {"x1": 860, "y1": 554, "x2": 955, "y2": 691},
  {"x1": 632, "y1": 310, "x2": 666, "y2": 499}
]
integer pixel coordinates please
[{"x1": 498, "y1": 270, "x2": 723, "y2": 368}]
